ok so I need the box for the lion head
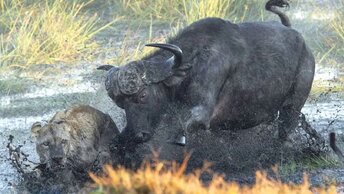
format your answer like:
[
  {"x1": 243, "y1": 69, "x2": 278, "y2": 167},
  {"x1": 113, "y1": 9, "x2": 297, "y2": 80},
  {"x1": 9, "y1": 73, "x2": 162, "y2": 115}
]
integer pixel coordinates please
[
  {"x1": 31, "y1": 105, "x2": 120, "y2": 171},
  {"x1": 31, "y1": 111, "x2": 75, "y2": 169}
]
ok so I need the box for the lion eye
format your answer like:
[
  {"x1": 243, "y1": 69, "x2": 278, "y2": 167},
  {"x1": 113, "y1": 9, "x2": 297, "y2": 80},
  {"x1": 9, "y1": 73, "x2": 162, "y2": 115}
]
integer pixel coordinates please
[
  {"x1": 55, "y1": 120, "x2": 64, "y2": 124},
  {"x1": 43, "y1": 142, "x2": 50, "y2": 147}
]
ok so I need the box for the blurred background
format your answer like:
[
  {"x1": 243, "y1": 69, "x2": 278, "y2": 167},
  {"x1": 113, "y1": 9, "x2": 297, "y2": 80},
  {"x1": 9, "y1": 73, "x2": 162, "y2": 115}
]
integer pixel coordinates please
[{"x1": 0, "y1": 0, "x2": 343, "y2": 192}]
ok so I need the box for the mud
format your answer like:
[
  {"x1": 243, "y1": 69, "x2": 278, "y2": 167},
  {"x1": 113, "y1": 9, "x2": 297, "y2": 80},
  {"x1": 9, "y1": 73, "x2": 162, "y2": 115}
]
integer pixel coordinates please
[
  {"x1": 118, "y1": 107, "x2": 327, "y2": 175},
  {"x1": 3, "y1": 109, "x2": 337, "y2": 193},
  {"x1": 1, "y1": 69, "x2": 344, "y2": 193}
]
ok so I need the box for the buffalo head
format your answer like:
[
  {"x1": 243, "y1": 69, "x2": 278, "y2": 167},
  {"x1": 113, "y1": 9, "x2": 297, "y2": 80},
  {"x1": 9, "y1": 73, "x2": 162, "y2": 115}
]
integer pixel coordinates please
[{"x1": 98, "y1": 43, "x2": 190, "y2": 144}]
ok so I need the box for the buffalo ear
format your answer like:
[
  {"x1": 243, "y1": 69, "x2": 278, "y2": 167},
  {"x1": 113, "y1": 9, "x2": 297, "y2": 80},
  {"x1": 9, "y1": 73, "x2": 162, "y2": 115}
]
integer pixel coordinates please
[
  {"x1": 145, "y1": 43, "x2": 189, "y2": 86},
  {"x1": 31, "y1": 122, "x2": 43, "y2": 138},
  {"x1": 163, "y1": 64, "x2": 192, "y2": 87},
  {"x1": 97, "y1": 65, "x2": 115, "y2": 71}
]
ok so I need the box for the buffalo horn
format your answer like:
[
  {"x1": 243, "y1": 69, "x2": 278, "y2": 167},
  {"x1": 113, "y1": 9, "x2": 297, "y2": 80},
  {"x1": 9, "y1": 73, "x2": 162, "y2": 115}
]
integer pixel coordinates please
[
  {"x1": 97, "y1": 65, "x2": 116, "y2": 71},
  {"x1": 145, "y1": 43, "x2": 183, "y2": 68}
]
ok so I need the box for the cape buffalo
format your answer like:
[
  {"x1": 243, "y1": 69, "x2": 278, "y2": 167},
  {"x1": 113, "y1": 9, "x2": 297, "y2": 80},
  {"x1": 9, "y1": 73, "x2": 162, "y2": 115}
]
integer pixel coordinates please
[{"x1": 99, "y1": 0, "x2": 315, "y2": 145}]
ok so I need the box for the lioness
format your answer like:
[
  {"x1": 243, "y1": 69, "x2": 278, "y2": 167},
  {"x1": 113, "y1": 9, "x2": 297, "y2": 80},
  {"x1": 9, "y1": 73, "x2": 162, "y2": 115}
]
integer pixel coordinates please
[{"x1": 31, "y1": 105, "x2": 119, "y2": 171}]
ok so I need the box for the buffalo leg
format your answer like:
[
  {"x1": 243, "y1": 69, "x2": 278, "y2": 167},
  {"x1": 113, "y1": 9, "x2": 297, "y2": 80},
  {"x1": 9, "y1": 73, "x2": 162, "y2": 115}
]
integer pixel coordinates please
[
  {"x1": 184, "y1": 56, "x2": 231, "y2": 133},
  {"x1": 186, "y1": 105, "x2": 212, "y2": 132},
  {"x1": 277, "y1": 105, "x2": 300, "y2": 140},
  {"x1": 278, "y1": 44, "x2": 315, "y2": 140}
]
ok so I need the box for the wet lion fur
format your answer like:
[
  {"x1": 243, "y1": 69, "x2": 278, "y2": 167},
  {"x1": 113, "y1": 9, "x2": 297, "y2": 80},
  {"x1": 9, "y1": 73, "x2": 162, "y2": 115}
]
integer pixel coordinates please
[{"x1": 31, "y1": 105, "x2": 119, "y2": 171}]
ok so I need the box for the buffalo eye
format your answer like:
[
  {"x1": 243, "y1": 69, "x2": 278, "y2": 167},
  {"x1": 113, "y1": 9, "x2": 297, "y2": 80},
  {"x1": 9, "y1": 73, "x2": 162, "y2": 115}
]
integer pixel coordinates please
[{"x1": 138, "y1": 89, "x2": 148, "y2": 103}]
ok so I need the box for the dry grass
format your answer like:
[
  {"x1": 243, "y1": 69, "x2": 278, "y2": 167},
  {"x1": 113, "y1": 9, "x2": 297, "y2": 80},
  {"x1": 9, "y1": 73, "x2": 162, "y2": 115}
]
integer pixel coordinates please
[
  {"x1": 117, "y1": 0, "x2": 267, "y2": 25},
  {"x1": 330, "y1": 5, "x2": 344, "y2": 58},
  {"x1": 105, "y1": 0, "x2": 269, "y2": 67},
  {"x1": 90, "y1": 157, "x2": 337, "y2": 194},
  {"x1": 0, "y1": 0, "x2": 341, "y2": 68},
  {"x1": 0, "y1": 0, "x2": 115, "y2": 69},
  {"x1": 118, "y1": 0, "x2": 183, "y2": 22},
  {"x1": 183, "y1": 0, "x2": 231, "y2": 25}
]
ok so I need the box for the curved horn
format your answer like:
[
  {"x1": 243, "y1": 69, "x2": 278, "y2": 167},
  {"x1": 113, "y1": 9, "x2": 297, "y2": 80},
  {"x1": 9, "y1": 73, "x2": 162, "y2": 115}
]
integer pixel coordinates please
[
  {"x1": 97, "y1": 65, "x2": 116, "y2": 71},
  {"x1": 145, "y1": 43, "x2": 183, "y2": 68}
]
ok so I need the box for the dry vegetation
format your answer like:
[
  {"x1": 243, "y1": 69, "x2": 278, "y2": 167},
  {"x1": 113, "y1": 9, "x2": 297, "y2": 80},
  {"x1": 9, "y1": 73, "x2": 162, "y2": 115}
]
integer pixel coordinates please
[
  {"x1": 90, "y1": 158, "x2": 337, "y2": 194},
  {"x1": 0, "y1": 0, "x2": 342, "y2": 71},
  {"x1": 116, "y1": 0, "x2": 266, "y2": 24},
  {"x1": 0, "y1": 0, "x2": 114, "y2": 69},
  {"x1": 330, "y1": 2, "x2": 344, "y2": 59},
  {"x1": 0, "y1": 0, "x2": 269, "y2": 71}
]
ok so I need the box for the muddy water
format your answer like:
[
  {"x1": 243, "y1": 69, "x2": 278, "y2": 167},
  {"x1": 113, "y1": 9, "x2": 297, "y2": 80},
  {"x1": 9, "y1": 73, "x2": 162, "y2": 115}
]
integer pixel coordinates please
[{"x1": 303, "y1": 101, "x2": 344, "y2": 134}]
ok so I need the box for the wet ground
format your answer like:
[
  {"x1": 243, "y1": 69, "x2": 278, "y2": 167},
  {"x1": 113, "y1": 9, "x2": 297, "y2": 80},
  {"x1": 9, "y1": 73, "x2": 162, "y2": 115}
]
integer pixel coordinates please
[{"x1": 1, "y1": 65, "x2": 344, "y2": 193}]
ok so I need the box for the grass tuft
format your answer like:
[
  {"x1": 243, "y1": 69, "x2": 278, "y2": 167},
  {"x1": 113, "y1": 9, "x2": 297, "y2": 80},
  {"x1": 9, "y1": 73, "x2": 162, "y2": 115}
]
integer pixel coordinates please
[
  {"x1": 330, "y1": 5, "x2": 344, "y2": 59},
  {"x1": 0, "y1": 77, "x2": 31, "y2": 95},
  {"x1": 279, "y1": 155, "x2": 340, "y2": 177},
  {"x1": 0, "y1": 0, "x2": 115, "y2": 69}
]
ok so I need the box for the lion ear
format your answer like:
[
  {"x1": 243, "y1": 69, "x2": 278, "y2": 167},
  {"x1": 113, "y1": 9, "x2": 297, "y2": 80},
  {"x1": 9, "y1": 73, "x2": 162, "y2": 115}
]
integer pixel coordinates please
[{"x1": 31, "y1": 122, "x2": 43, "y2": 138}]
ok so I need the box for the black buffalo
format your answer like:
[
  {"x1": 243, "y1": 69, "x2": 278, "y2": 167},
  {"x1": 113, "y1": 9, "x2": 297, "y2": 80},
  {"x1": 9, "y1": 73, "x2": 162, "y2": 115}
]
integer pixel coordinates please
[{"x1": 99, "y1": 0, "x2": 315, "y2": 145}]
